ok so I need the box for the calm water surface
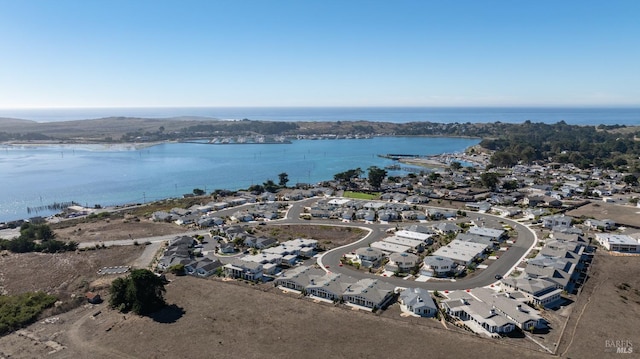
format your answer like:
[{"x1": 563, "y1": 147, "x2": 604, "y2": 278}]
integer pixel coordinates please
[{"x1": 0, "y1": 137, "x2": 479, "y2": 222}]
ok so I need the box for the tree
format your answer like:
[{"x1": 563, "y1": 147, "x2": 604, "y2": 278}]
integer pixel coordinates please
[
  {"x1": 192, "y1": 188, "x2": 205, "y2": 196},
  {"x1": 248, "y1": 184, "x2": 264, "y2": 194},
  {"x1": 109, "y1": 269, "x2": 166, "y2": 315},
  {"x1": 334, "y1": 168, "x2": 363, "y2": 183},
  {"x1": 502, "y1": 180, "x2": 520, "y2": 191},
  {"x1": 480, "y1": 172, "x2": 500, "y2": 190},
  {"x1": 367, "y1": 166, "x2": 387, "y2": 190},
  {"x1": 449, "y1": 161, "x2": 462, "y2": 171},
  {"x1": 623, "y1": 174, "x2": 638, "y2": 186},
  {"x1": 263, "y1": 179, "x2": 279, "y2": 193},
  {"x1": 278, "y1": 172, "x2": 289, "y2": 187}
]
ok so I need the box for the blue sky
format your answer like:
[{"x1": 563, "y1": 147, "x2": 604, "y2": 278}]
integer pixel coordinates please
[{"x1": 0, "y1": 0, "x2": 638, "y2": 108}]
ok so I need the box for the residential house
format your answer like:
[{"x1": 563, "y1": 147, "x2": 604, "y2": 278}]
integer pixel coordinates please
[
  {"x1": 595, "y1": 234, "x2": 640, "y2": 253},
  {"x1": 541, "y1": 214, "x2": 573, "y2": 229},
  {"x1": 385, "y1": 252, "x2": 419, "y2": 273},
  {"x1": 275, "y1": 265, "x2": 326, "y2": 292},
  {"x1": 584, "y1": 219, "x2": 616, "y2": 231},
  {"x1": 399, "y1": 288, "x2": 438, "y2": 317},
  {"x1": 395, "y1": 230, "x2": 433, "y2": 245},
  {"x1": 355, "y1": 247, "x2": 385, "y2": 268},
  {"x1": 421, "y1": 256, "x2": 457, "y2": 277},
  {"x1": 471, "y1": 288, "x2": 546, "y2": 330},
  {"x1": 501, "y1": 277, "x2": 563, "y2": 308},
  {"x1": 432, "y1": 239, "x2": 488, "y2": 266},
  {"x1": 383, "y1": 236, "x2": 425, "y2": 252},
  {"x1": 442, "y1": 296, "x2": 515, "y2": 334},
  {"x1": 370, "y1": 241, "x2": 412, "y2": 254},
  {"x1": 433, "y1": 222, "x2": 462, "y2": 235},
  {"x1": 342, "y1": 278, "x2": 396, "y2": 310},
  {"x1": 467, "y1": 226, "x2": 507, "y2": 242},
  {"x1": 223, "y1": 259, "x2": 263, "y2": 281},
  {"x1": 306, "y1": 272, "x2": 357, "y2": 301},
  {"x1": 194, "y1": 258, "x2": 223, "y2": 277}
]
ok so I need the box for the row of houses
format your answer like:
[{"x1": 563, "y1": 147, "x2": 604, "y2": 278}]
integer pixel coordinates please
[
  {"x1": 523, "y1": 237, "x2": 587, "y2": 294},
  {"x1": 156, "y1": 236, "x2": 224, "y2": 277},
  {"x1": 307, "y1": 198, "x2": 459, "y2": 222},
  {"x1": 442, "y1": 288, "x2": 546, "y2": 335},
  {"x1": 274, "y1": 265, "x2": 397, "y2": 310},
  {"x1": 152, "y1": 199, "x2": 286, "y2": 226},
  {"x1": 223, "y1": 238, "x2": 320, "y2": 278}
]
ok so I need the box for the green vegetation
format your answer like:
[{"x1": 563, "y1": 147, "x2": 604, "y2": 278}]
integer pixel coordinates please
[
  {"x1": 367, "y1": 166, "x2": 388, "y2": 190},
  {"x1": 334, "y1": 168, "x2": 363, "y2": 187},
  {"x1": 343, "y1": 191, "x2": 380, "y2": 200},
  {"x1": 0, "y1": 292, "x2": 57, "y2": 335},
  {"x1": 109, "y1": 269, "x2": 167, "y2": 315},
  {"x1": 278, "y1": 172, "x2": 289, "y2": 187},
  {"x1": 0, "y1": 223, "x2": 78, "y2": 253},
  {"x1": 167, "y1": 263, "x2": 186, "y2": 275},
  {"x1": 478, "y1": 121, "x2": 640, "y2": 169}
]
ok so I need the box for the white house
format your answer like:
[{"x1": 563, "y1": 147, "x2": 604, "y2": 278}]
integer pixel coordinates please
[
  {"x1": 224, "y1": 259, "x2": 263, "y2": 281},
  {"x1": 596, "y1": 233, "x2": 640, "y2": 253},
  {"x1": 541, "y1": 214, "x2": 573, "y2": 229},
  {"x1": 355, "y1": 247, "x2": 385, "y2": 268},
  {"x1": 385, "y1": 252, "x2": 419, "y2": 273},
  {"x1": 421, "y1": 256, "x2": 456, "y2": 277},
  {"x1": 399, "y1": 288, "x2": 438, "y2": 317}
]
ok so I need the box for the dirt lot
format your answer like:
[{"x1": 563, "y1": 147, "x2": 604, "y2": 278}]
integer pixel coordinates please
[
  {"x1": 557, "y1": 251, "x2": 640, "y2": 358},
  {"x1": 1, "y1": 276, "x2": 550, "y2": 359},
  {"x1": 567, "y1": 201, "x2": 640, "y2": 227},
  {"x1": 51, "y1": 215, "x2": 186, "y2": 244},
  {"x1": 252, "y1": 224, "x2": 367, "y2": 249},
  {"x1": 0, "y1": 246, "x2": 143, "y2": 297}
]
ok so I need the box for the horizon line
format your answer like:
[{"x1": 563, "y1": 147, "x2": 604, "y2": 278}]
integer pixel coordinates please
[{"x1": 1, "y1": 104, "x2": 640, "y2": 110}]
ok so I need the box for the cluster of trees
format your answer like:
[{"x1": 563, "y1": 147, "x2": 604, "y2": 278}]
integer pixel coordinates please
[
  {"x1": 246, "y1": 172, "x2": 290, "y2": 194},
  {"x1": 182, "y1": 120, "x2": 299, "y2": 136},
  {"x1": 479, "y1": 121, "x2": 640, "y2": 170},
  {"x1": 0, "y1": 292, "x2": 57, "y2": 335},
  {"x1": 0, "y1": 132, "x2": 53, "y2": 141},
  {"x1": 0, "y1": 223, "x2": 77, "y2": 253},
  {"x1": 333, "y1": 166, "x2": 388, "y2": 190},
  {"x1": 109, "y1": 269, "x2": 167, "y2": 315}
]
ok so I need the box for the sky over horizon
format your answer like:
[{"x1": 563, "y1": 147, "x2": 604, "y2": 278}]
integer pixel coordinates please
[{"x1": 1, "y1": 0, "x2": 639, "y2": 108}]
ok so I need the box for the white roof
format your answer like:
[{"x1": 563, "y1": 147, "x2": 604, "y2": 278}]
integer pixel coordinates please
[
  {"x1": 468, "y1": 226, "x2": 505, "y2": 238},
  {"x1": 383, "y1": 236, "x2": 424, "y2": 249},
  {"x1": 597, "y1": 233, "x2": 638, "y2": 245},
  {"x1": 395, "y1": 230, "x2": 432, "y2": 242},
  {"x1": 370, "y1": 241, "x2": 411, "y2": 254}
]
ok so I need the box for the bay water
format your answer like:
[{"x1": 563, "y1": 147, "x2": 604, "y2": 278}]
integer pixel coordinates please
[{"x1": 0, "y1": 137, "x2": 479, "y2": 222}]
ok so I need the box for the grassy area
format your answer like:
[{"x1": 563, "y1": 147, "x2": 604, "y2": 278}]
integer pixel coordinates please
[
  {"x1": 0, "y1": 292, "x2": 57, "y2": 335},
  {"x1": 343, "y1": 191, "x2": 380, "y2": 200}
]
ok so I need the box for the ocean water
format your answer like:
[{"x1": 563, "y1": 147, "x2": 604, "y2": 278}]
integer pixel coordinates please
[
  {"x1": 0, "y1": 137, "x2": 479, "y2": 222},
  {"x1": 0, "y1": 107, "x2": 639, "y2": 126}
]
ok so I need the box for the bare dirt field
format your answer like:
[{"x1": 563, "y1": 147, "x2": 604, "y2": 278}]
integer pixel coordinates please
[
  {"x1": 0, "y1": 246, "x2": 143, "y2": 297},
  {"x1": 52, "y1": 215, "x2": 186, "y2": 244},
  {"x1": 252, "y1": 224, "x2": 367, "y2": 249},
  {"x1": 567, "y1": 201, "x2": 640, "y2": 227},
  {"x1": 557, "y1": 251, "x2": 640, "y2": 358},
  {"x1": 1, "y1": 276, "x2": 550, "y2": 359}
]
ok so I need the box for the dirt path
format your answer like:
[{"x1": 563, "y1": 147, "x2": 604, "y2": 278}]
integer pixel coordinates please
[{"x1": 65, "y1": 308, "x2": 138, "y2": 359}]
